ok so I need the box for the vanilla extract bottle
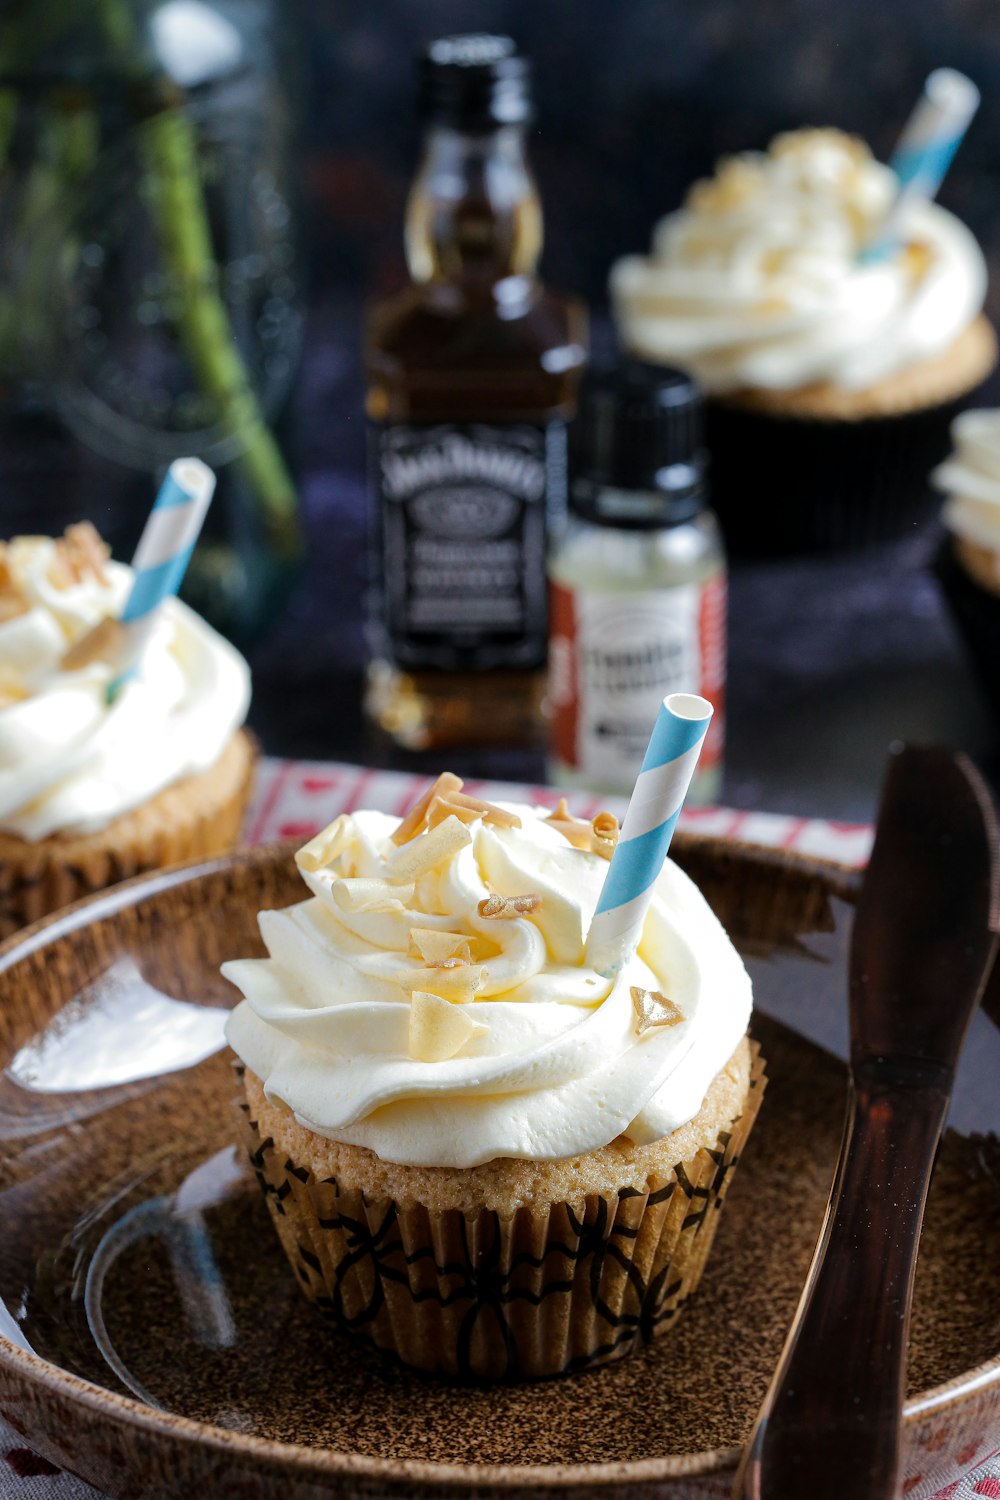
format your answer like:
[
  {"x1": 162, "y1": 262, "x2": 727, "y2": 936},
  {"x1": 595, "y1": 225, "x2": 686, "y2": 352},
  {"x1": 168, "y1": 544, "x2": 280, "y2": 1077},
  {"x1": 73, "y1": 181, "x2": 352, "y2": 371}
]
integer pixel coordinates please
[
  {"x1": 365, "y1": 34, "x2": 587, "y2": 749},
  {"x1": 548, "y1": 364, "x2": 726, "y2": 800}
]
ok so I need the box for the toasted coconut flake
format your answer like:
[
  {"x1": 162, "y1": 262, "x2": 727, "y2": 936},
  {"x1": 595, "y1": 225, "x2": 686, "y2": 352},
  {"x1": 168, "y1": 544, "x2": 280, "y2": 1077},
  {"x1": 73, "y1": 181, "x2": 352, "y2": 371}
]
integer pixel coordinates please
[
  {"x1": 0, "y1": 591, "x2": 28, "y2": 624},
  {"x1": 544, "y1": 798, "x2": 592, "y2": 850},
  {"x1": 295, "y1": 815, "x2": 350, "y2": 873},
  {"x1": 392, "y1": 772, "x2": 464, "y2": 845},
  {"x1": 332, "y1": 878, "x2": 415, "y2": 914},
  {"x1": 46, "y1": 547, "x2": 74, "y2": 590},
  {"x1": 591, "y1": 812, "x2": 620, "y2": 859},
  {"x1": 0, "y1": 666, "x2": 27, "y2": 708},
  {"x1": 409, "y1": 929, "x2": 472, "y2": 964},
  {"x1": 388, "y1": 815, "x2": 473, "y2": 880},
  {"x1": 630, "y1": 986, "x2": 684, "y2": 1038},
  {"x1": 545, "y1": 798, "x2": 572, "y2": 821},
  {"x1": 426, "y1": 794, "x2": 482, "y2": 830},
  {"x1": 48, "y1": 522, "x2": 110, "y2": 589},
  {"x1": 409, "y1": 990, "x2": 488, "y2": 1062},
  {"x1": 478, "y1": 892, "x2": 542, "y2": 920},
  {"x1": 449, "y1": 790, "x2": 521, "y2": 829},
  {"x1": 60, "y1": 616, "x2": 126, "y2": 673},
  {"x1": 398, "y1": 963, "x2": 485, "y2": 1002},
  {"x1": 545, "y1": 819, "x2": 591, "y2": 849},
  {"x1": 0, "y1": 546, "x2": 28, "y2": 623},
  {"x1": 64, "y1": 522, "x2": 110, "y2": 583}
]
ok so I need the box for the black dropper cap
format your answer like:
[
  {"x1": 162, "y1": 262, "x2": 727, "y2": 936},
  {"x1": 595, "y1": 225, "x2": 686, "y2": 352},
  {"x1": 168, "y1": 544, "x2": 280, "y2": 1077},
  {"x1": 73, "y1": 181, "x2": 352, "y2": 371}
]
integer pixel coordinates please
[
  {"x1": 418, "y1": 35, "x2": 532, "y2": 129},
  {"x1": 571, "y1": 363, "x2": 708, "y2": 528}
]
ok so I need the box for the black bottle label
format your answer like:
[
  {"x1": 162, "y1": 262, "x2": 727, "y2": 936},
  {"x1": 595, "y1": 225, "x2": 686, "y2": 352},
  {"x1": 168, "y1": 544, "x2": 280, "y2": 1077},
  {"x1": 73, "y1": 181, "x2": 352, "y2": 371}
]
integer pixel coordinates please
[{"x1": 372, "y1": 421, "x2": 566, "y2": 672}]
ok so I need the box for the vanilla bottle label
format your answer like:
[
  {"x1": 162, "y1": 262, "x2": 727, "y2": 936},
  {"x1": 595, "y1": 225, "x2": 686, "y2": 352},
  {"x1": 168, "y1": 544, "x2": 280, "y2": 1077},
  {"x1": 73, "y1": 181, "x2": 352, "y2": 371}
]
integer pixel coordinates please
[
  {"x1": 374, "y1": 422, "x2": 566, "y2": 672},
  {"x1": 549, "y1": 574, "x2": 726, "y2": 787}
]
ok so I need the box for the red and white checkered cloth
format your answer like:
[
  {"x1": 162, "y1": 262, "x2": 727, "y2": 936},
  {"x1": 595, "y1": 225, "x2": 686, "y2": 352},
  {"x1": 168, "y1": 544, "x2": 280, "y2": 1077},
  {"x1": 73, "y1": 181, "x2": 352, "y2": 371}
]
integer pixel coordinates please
[
  {"x1": 2, "y1": 757, "x2": 997, "y2": 1500},
  {"x1": 243, "y1": 756, "x2": 876, "y2": 865}
]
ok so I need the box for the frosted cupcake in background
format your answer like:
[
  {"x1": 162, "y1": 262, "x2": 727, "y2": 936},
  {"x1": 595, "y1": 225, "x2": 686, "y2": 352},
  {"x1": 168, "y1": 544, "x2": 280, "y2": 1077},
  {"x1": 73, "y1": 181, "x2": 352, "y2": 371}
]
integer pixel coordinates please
[
  {"x1": 932, "y1": 412, "x2": 1000, "y2": 719},
  {"x1": 0, "y1": 524, "x2": 254, "y2": 936},
  {"x1": 611, "y1": 127, "x2": 996, "y2": 552},
  {"x1": 224, "y1": 774, "x2": 763, "y2": 1381}
]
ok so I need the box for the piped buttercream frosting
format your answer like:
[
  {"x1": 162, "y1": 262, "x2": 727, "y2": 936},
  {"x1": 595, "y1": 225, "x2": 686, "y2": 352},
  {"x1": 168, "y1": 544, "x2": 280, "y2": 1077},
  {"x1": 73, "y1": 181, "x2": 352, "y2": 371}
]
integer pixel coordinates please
[
  {"x1": 610, "y1": 128, "x2": 987, "y2": 394},
  {"x1": 223, "y1": 788, "x2": 752, "y2": 1168}
]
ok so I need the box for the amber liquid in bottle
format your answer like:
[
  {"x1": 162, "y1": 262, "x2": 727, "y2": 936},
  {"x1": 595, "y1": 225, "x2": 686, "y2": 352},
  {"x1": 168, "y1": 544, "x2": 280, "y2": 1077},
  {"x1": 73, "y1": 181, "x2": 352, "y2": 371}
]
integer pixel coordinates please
[{"x1": 365, "y1": 101, "x2": 587, "y2": 749}]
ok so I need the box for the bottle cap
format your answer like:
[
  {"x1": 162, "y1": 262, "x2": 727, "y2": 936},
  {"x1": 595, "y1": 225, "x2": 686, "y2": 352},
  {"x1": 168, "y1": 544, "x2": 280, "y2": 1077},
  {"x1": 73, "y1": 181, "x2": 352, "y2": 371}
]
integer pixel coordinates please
[
  {"x1": 570, "y1": 362, "x2": 708, "y2": 528},
  {"x1": 418, "y1": 35, "x2": 532, "y2": 128}
]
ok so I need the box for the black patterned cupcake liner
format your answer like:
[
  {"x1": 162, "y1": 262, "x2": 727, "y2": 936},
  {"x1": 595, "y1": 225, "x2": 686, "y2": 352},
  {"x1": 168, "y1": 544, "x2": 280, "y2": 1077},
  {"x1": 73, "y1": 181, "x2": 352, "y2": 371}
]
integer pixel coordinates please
[
  {"x1": 706, "y1": 395, "x2": 975, "y2": 556},
  {"x1": 237, "y1": 1044, "x2": 766, "y2": 1382}
]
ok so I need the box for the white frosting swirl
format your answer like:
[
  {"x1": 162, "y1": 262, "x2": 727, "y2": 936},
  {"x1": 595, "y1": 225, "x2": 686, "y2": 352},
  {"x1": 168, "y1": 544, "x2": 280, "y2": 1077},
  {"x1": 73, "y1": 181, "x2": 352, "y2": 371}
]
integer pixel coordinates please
[
  {"x1": 0, "y1": 538, "x2": 250, "y2": 840},
  {"x1": 933, "y1": 410, "x2": 1000, "y2": 559},
  {"x1": 610, "y1": 129, "x2": 987, "y2": 394},
  {"x1": 223, "y1": 806, "x2": 752, "y2": 1168}
]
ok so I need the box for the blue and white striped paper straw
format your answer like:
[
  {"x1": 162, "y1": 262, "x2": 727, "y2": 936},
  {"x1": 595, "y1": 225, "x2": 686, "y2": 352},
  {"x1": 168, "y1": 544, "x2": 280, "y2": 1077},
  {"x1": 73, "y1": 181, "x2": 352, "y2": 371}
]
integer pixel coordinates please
[
  {"x1": 862, "y1": 69, "x2": 980, "y2": 263},
  {"x1": 107, "y1": 457, "x2": 216, "y2": 702},
  {"x1": 585, "y1": 693, "x2": 713, "y2": 979}
]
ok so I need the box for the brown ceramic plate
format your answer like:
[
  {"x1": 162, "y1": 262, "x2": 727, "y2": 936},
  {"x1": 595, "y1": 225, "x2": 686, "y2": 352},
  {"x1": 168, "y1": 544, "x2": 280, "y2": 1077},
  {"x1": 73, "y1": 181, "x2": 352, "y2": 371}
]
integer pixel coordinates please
[{"x1": 1, "y1": 838, "x2": 1000, "y2": 1500}]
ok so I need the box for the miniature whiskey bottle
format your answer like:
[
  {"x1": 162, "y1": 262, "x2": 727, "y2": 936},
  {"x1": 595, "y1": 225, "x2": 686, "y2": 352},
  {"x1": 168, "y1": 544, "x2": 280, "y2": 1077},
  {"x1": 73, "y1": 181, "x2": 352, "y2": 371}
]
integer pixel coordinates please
[{"x1": 365, "y1": 34, "x2": 587, "y2": 749}]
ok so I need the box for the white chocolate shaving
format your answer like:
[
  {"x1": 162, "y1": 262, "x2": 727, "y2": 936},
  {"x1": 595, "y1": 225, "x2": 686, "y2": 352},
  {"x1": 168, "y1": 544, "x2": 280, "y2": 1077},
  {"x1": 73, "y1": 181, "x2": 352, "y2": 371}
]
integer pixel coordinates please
[
  {"x1": 478, "y1": 892, "x2": 542, "y2": 920},
  {"x1": 48, "y1": 522, "x2": 110, "y2": 588},
  {"x1": 544, "y1": 799, "x2": 592, "y2": 850},
  {"x1": 408, "y1": 990, "x2": 488, "y2": 1063},
  {"x1": 332, "y1": 877, "x2": 415, "y2": 914},
  {"x1": 388, "y1": 815, "x2": 473, "y2": 880},
  {"x1": 426, "y1": 795, "x2": 482, "y2": 829},
  {"x1": 295, "y1": 815, "x2": 350, "y2": 873},
  {"x1": 59, "y1": 616, "x2": 125, "y2": 673},
  {"x1": 449, "y1": 790, "x2": 521, "y2": 828},
  {"x1": 408, "y1": 928, "x2": 472, "y2": 964},
  {"x1": 0, "y1": 592, "x2": 28, "y2": 624},
  {"x1": 0, "y1": 666, "x2": 27, "y2": 708},
  {"x1": 630, "y1": 986, "x2": 684, "y2": 1038},
  {"x1": 392, "y1": 772, "x2": 464, "y2": 845},
  {"x1": 591, "y1": 812, "x2": 620, "y2": 859},
  {"x1": 397, "y1": 963, "x2": 486, "y2": 1002}
]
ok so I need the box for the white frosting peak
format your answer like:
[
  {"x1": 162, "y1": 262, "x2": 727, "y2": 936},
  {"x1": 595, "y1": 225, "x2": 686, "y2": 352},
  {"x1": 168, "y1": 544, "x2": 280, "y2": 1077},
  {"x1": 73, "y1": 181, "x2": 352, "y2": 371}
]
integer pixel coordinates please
[
  {"x1": 933, "y1": 409, "x2": 1000, "y2": 558},
  {"x1": 223, "y1": 805, "x2": 752, "y2": 1168},
  {"x1": 610, "y1": 128, "x2": 987, "y2": 393},
  {"x1": 0, "y1": 536, "x2": 250, "y2": 840}
]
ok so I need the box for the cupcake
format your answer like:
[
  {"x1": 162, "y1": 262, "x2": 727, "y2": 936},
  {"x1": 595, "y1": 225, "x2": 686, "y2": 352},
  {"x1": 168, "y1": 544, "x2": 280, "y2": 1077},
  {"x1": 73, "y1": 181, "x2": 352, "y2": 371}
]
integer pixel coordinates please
[
  {"x1": 224, "y1": 775, "x2": 762, "y2": 1380},
  {"x1": 0, "y1": 523, "x2": 254, "y2": 936},
  {"x1": 932, "y1": 410, "x2": 1000, "y2": 719},
  {"x1": 611, "y1": 129, "x2": 996, "y2": 553}
]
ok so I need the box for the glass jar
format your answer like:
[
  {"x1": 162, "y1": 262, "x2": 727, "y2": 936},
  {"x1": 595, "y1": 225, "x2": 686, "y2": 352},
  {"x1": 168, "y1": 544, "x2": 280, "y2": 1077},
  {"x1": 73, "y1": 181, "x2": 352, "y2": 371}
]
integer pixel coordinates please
[{"x1": 0, "y1": 0, "x2": 303, "y2": 641}]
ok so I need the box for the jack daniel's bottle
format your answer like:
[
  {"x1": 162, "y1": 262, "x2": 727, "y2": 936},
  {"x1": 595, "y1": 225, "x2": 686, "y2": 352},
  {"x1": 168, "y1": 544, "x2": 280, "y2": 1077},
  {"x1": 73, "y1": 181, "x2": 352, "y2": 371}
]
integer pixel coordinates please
[{"x1": 365, "y1": 35, "x2": 587, "y2": 749}]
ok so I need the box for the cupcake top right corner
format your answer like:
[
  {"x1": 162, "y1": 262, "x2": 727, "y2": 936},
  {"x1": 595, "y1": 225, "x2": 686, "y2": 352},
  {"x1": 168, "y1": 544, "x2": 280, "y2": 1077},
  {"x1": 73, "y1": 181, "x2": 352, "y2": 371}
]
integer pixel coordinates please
[{"x1": 610, "y1": 126, "x2": 992, "y2": 404}]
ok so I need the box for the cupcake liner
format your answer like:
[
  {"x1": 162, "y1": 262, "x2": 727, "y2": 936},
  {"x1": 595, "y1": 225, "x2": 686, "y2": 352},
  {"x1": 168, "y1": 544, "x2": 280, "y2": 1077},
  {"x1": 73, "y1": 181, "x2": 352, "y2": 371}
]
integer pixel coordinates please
[
  {"x1": 706, "y1": 394, "x2": 974, "y2": 556},
  {"x1": 237, "y1": 1042, "x2": 766, "y2": 1381},
  {"x1": 934, "y1": 538, "x2": 1000, "y2": 723},
  {"x1": 0, "y1": 729, "x2": 255, "y2": 939}
]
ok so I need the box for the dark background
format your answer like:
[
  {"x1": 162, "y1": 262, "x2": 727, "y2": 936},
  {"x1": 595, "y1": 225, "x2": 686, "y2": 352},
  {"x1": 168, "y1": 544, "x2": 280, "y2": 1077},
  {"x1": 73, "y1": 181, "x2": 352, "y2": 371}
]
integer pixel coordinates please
[
  {"x1": 242, "y1": 0, "x2": 1000, "y2": 820},
  {"x1": 4, "y1": 0, "x2": 999, "y2": 822},
  {"x1": 290, "y1": 0, "x2": 1000, "y2": 316}
]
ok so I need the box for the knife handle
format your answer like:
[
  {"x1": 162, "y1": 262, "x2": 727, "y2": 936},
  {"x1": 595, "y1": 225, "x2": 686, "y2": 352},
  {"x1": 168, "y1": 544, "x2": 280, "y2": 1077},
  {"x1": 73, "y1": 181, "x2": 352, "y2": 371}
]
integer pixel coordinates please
[{"x1": 733, "y1": 1068, "x2": 950, "y2": 1500}]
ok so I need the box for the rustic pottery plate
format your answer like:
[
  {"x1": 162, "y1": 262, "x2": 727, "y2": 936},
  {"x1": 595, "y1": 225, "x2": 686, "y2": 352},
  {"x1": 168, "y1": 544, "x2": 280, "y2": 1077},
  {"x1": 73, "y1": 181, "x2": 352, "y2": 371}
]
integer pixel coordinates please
[{"x1": 1, "y1": 838, "x2": 999, "y2": 1500}]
